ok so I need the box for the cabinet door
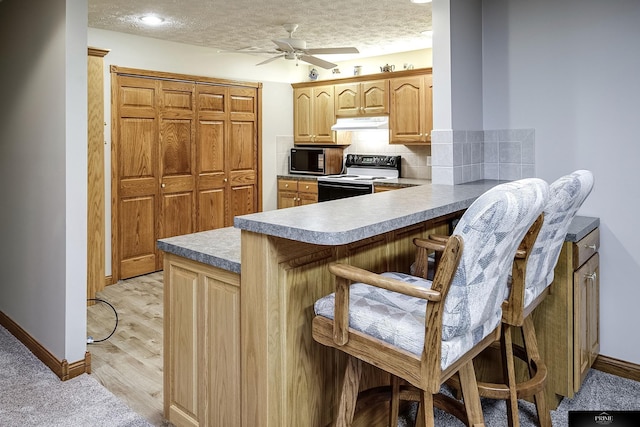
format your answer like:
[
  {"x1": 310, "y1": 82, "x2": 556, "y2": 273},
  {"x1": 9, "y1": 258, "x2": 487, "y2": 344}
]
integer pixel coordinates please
[
  {"x1": 573, "y1": 253, "x2": 599, "y2": 392},
  {"x1": 202, "y1": 269, "x2": 241, "y2": 426},
  {"x1": 389, "y1": 75, "x2": 432, "y2": 144},
  {"x1": 298, "y1": 181, "x2": 318, "y2": 205},
  {"x1": 334, "y1": 83, "x2": 360, "y2": 117},
  {"x1": 312, "y1": 85, "x2": 336, "y2": 144},
  {"x1": 165, "y1": 258, "x2": 201, "y2": 427},
  {"x1": 361, "y1": 80, "x2": 389, "y2": 115},
  {"x1": 293, "y1": 88, "x2": 313, "y2": 143}
]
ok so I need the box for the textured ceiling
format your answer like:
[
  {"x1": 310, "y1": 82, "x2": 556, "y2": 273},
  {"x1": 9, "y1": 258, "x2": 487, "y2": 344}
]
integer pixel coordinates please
[{"x1": 88, "y1": 0, "x2": 433, "y2": 60}]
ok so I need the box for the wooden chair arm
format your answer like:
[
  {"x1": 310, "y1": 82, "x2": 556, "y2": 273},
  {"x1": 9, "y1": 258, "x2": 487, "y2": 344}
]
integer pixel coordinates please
[
  {"x1": 328, "y1": 262, "x2": 442, "y2": 302},
  {"x1": 428, "y1": 234, "x2": 451, "y2": 244},
  {"x1": 413, "y1": 237, "x2": 447, "y2": 252}
]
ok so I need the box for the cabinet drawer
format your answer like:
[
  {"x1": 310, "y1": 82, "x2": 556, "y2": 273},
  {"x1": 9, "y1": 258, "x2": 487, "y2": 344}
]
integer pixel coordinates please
[
  {"x1": 573, "y1": 228, "x2": 599, "y2": 269},
  {"x1": 278, "y1": 179, "x2": 299, "y2": 192},
  {"x1": 298, "y1": 181, "x2": 318, "y2": 194}
]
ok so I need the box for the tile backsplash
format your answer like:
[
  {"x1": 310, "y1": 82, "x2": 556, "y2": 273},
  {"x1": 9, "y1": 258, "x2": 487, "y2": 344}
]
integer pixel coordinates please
[
  {"x1": 278, "y1": 128, "x2": 534, "y2": 183},
  {"x1": 431, "y1": 128, "x2": 535, "y2": 184},
  {"x1": 277, "y1": 130, "x2": 432, "y2": 179}
]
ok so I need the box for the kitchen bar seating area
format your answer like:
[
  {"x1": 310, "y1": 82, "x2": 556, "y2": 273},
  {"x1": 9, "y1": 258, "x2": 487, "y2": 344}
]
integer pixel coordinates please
[
  {"x1": 313, "y1": 178, "x2": 549, "y2": 426},
  {"x1": 158, "y1": 171, "x2": 599, "y2": 427}
]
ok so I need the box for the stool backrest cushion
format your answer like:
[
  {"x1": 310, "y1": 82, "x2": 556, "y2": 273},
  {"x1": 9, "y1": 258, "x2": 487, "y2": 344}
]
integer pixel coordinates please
[
  {"x1": 442, "y1": 178, "x2": 549, "y2": 343},
  {"x1": 524, "y1": 170, "x2": 594, "y2": 306}
]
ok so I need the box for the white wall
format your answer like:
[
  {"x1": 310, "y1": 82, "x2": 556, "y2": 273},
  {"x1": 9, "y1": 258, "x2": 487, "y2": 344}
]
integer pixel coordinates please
[
  {"x1": 0, "y1": 0, "x2": 87, "y2": 362},
  {"x1": 482, "y1": 0, "x2": 640, "y2": 363}
]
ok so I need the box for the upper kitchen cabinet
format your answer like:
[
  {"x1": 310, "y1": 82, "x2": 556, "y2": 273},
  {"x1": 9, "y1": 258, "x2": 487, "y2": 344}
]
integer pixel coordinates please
[
  {"x1": 334, "y1": 80, "x2": 389, "y2": 117},
  {"x1": 293, "y1": 85, "x2": 337, "y2": 145},
  {"x1": 389, "y1": 72, "x2": 433, "y2": 145}
]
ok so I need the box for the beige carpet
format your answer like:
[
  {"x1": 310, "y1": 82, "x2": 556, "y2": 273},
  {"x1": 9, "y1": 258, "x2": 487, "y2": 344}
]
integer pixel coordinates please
[{"x1": 0, "y1": 325, "x2": 152, "y2": 427}]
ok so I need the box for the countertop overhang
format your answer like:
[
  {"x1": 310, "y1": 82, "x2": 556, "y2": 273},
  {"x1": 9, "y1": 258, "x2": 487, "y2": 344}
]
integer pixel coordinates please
[{"x1": 234, "y1": 180, "x2": 506, "y2": 246}]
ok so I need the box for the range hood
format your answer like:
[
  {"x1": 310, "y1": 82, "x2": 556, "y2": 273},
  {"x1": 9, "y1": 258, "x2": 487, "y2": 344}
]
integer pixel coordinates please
[{"x1": 331, "y1": 116, "x2": 389, "y2": 131}]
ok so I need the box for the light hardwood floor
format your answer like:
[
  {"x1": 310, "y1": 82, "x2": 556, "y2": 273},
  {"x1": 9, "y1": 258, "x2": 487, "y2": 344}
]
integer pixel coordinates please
[{"x1": 86, "y1": 272, "x2": 170, "y2": 426}]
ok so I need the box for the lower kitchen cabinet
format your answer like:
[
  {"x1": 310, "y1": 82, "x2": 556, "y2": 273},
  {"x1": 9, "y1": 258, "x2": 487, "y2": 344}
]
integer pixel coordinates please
[
  {"x1": 164, "y1": 253, "x2": 241, "y2": 427},
  {"x1": 277, "y1": 177, "x2": 318, "y2": 208},
  {"x1": 529, "y1": 227, "x2": 600, "y2": 407}
]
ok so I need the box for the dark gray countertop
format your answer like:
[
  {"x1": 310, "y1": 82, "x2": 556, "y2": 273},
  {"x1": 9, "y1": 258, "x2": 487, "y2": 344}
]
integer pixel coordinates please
[
  {"x1": 235, "y1": 180, "x2": 504, "y2": 245},
  {"x1": 157, "y1": 227, "x2": 241, "y2": 273},
  {"x1": 565, "y1": 216, "x2": 599, "y2": 242}
]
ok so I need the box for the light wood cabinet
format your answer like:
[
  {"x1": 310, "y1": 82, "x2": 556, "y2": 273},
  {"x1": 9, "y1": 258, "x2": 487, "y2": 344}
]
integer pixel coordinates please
[
  {"x1": 164, "y1": 253, "x2": 241, "y2": 427},
  {"x1": 334, "y1": 80, "x2": 389, "y2": 117},
  {"x1": 293, "y1": 85, "x2": 336, "y2": 144},
  {"x1": 530, "y1": 227, "x2": 600, "y2": 408},
  {"x1": 389, "y1": 74, "x2": 433, "y2": 145},
  {"x1": 574, "y1": 243, "x2": 600, "y2": 392},
  {"x1": 292, "y1": 68, "x2": 432, "y2": 146},
  {"x1": 277, "y1": 178, "x2": 318, "y2": 208}
]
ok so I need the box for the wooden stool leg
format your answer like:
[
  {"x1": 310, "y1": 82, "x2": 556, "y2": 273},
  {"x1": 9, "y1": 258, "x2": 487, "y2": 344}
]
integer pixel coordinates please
[
  {"x1": 418, "y1": 391, "x2": 435, "y2": 427},
  {"x1": 458, "y1": 361, "x2": 486, "y2": 427},
  {"x1": 389, "y1": 375, "x2": 400, "y2": 426},
  {"x1": 336, "y1": 356, "x2": 362, "y2": 427},
  {"x1": 522, "y1": 317, "x2": 551, "y2": 427},
  {"x1": 501, "y1": 325, "x2": 520, "y2": 427},
  {"x1": 414, "y1": 400, "x2": 426, "y2": 427}
]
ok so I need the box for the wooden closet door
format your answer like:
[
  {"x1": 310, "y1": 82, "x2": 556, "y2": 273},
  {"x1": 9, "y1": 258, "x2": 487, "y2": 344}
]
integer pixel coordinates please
[
  {"x1": 196, "y1": 85, "x2": 227, "y2": 232},
  {"x1": 115, "y1": 76, "x2": 160, "y2": 279},
  {"x1": 158, "y1": 81, "x2": 197, "y2": 261},
  {"x1": 228, "y1": 87, "x2": 258, "y2": 225}
]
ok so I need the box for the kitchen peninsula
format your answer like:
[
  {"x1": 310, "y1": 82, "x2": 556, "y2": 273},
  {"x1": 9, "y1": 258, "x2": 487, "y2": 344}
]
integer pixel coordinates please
[{"x1": 157, "y1": 181, "x2": 600, "y2": 427}]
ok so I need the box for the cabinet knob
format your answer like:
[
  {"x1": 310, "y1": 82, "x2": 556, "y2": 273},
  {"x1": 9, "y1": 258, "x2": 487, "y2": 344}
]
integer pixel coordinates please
[
  {"x1": 585, "y1": 243, "x2": 597, "y2": 250},
  {"x1": 224, "y1": 178, "x2": 228, "y2": 183},
  {"x1": 586, "y1": 272, "x2": 597, "y2": 283},
  {"x1": 305, "y1": 185, "x2": 309, "y2": 189},
  {"x1": 161, "y1": 183, "x2": 166, "y2": 188}
]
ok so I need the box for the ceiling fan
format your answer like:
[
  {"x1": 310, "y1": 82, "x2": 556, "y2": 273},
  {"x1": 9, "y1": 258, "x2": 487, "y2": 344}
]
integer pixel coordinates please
[{"x1": 254, "y1": 23, "x2": 359, "y2": 69}]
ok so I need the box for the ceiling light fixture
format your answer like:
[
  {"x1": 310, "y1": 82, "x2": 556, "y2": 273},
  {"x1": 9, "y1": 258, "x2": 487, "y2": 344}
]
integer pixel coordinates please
[{"x1": 139, "y1": 15, "x2": 165, "y2": 26}]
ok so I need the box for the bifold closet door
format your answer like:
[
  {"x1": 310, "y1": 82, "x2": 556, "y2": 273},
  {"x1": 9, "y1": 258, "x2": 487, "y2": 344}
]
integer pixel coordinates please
[
  {"x1": 115, "y1": 77, "x2": 196, "y2": 279},
  {"x1": 115, "y1": 75, "x2": 161, "y2": 279}
]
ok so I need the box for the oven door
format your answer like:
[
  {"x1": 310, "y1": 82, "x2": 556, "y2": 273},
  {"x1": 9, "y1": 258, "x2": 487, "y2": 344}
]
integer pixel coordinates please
[{"x1": 318, "y1": 180, "x2": 373, "y2": 202}]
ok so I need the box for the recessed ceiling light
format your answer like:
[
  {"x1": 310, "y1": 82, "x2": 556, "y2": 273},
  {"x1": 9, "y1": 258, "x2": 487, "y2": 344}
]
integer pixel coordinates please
[
  {"x1": 410, "y1": 0, "x2": 433, "y2": 3},
  {"x1": 139, "y1": 15, "x2": 165, "y2": 26}
]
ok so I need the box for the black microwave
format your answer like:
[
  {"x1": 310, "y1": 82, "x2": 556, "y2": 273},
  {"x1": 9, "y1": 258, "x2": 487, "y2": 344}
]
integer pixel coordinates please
[{"x1": 289, "y1": 147, "x2": 344, "y2": 175}]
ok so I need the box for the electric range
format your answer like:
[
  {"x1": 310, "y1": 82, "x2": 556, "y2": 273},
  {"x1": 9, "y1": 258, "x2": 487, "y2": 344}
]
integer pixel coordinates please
[{"x1": 317, "y1": 154, "x2": 401, "y2": 201}]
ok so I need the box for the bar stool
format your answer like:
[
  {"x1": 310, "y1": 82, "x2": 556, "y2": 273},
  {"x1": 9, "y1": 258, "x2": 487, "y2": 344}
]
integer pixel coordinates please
[
  {"x1": 417, "y1": 170, "x2": 594, "y2": 427},
  {"x1": 312, "y1": 178, "x2": 548, "y2": 427}
]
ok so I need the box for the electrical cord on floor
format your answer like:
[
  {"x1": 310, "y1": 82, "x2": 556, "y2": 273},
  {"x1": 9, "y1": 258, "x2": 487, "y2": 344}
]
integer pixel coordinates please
[{"x1": 86, "y1": 298, "x2": 118, "y2": 344}]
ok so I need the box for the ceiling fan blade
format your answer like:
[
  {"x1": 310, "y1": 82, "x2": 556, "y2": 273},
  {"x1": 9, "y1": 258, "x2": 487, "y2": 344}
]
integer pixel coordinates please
[
  {"x1": 299, "y1": 55, "x2": 337, "y2": 70},
  {"x1": 272, "y1": 39, "x2": 294, "y2": 52},
  {"x1": 256, "y1": 54, "x2": 285, "y2": 66},
  {"x1": 305, "y1": 47, "x2": 360, "y2": 55}
]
